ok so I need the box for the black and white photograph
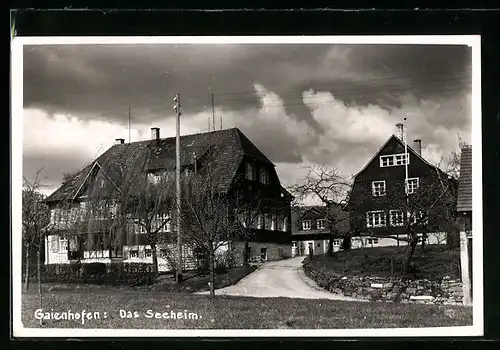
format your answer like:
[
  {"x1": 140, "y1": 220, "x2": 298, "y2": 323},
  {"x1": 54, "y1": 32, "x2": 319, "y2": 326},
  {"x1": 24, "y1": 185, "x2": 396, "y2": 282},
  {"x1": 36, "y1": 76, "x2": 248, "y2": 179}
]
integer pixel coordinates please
[{"x1": 11, "y1": 36, "x2": 482, "y2": 337}]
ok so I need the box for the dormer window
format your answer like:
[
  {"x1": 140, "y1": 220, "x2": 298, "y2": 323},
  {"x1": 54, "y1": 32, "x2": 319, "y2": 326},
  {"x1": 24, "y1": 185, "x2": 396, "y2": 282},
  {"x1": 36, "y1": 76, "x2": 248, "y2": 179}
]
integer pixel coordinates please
[
  {"x1": 302, "y1": 220, "x2": 311, "y2": 230},
  {"x1": 260, "y1": 167, "x2": 270, "y2": 184},
  {"x1": 245, "y1": 162, "x2": 255, "y2": 181},
  {"x1": 317, "y1": 219, "x2": 326, "y2": 230}
]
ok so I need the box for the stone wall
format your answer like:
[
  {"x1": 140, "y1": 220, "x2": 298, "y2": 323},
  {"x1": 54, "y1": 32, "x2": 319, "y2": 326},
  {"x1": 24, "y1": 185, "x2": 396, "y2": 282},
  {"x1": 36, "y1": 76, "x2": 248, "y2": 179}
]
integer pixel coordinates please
[{"x1": 303, "y1": 262, "x2": 463, "y2": 305}]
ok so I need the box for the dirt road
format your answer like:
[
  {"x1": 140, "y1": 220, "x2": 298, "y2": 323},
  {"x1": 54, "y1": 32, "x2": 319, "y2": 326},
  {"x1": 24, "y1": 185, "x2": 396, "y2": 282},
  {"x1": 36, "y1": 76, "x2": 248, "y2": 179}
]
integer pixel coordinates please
[{"x1": 199, "y1": 256, "x2": 361, "y2": 300}]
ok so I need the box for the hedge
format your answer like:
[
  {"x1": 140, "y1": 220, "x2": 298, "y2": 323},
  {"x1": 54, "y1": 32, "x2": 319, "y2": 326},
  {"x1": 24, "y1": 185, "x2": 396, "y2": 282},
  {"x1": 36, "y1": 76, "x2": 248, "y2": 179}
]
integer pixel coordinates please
[{"x1": 41, "y1": 262, "x2": 155, "y2": 286}]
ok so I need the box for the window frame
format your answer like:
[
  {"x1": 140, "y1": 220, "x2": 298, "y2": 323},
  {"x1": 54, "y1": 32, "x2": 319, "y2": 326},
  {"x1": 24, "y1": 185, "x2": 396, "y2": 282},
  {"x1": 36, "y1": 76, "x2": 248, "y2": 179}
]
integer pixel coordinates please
[
  {"x1": 371, "y1": 180, "x2": 387, "y2": 197},
  {"x1": 245, "y1": 162, "x2": 254, "y2": 181},
  {"x1": 302, "y1": 220, "x2": 312, "y2": 231},
  {"x1": 316, "y1": 219, "x2": 326, "y2": 230},
  {"x1": 389, "y1": 209, "x2": 404, "y2": 227},
  {"x1": 380, "y1": 153, "x2": 410, "y2": 168},
  {"x1": 406, "y1": 177, "x2": 419, "y2": 194},
  {"x1": 366, "y1": 210, "x2": 386, "y2": 228},
  {"x1": 367, "y1": 237, "x2": 379, "y2": 245},
  {"x1": 259, "y1": 167, "x2": 270, "y2": 184}
]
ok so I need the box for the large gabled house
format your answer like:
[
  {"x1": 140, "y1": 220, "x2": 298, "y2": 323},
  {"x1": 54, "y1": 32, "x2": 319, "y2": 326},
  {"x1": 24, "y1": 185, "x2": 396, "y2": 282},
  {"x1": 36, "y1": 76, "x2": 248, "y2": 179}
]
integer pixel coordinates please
[
  {"x1": 43, "y1": 127, "x2": 293, "y2": 270},
  {"x1": 346, "y1": 127, "x2": 457, "y2": 248}
]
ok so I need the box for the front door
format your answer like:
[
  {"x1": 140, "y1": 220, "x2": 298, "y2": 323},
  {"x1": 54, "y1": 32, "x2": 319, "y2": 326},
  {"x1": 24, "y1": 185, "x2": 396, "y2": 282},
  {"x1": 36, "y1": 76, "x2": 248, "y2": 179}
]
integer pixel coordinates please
[
  {"x1": 308, "y1": 242, "x2": 313, "y2": 255},
  {"x1": 260, "y1": 247, "x2": 267, "y2": 261}
]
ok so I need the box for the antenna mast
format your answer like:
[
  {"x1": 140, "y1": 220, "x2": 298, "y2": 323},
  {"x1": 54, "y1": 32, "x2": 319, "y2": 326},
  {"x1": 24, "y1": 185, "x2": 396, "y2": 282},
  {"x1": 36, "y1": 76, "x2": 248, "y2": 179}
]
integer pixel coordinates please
[
  {"x1": 211, "y1": 93, "x2": 216, "y2": 132},
  {"x1": 403, "y1": 117, "x2": 409, "y2": 203},
  {"x1": 128, "y1": 105, "x2": 131, "y2": 143}
]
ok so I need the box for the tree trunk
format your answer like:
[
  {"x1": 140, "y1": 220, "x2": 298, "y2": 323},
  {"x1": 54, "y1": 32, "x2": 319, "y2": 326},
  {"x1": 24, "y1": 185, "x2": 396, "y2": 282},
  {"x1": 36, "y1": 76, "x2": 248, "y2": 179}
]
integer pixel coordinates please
[
  {"x1": 421, "y1": 233, "x2": 427, "y2": 253},
  {"x1": 341, "y1": 235, "x2": 352, "y2": 251},
  {"x1": 37, "y1": 236, "x2": 43, "y2": 325},
  {"x1": 151, "y1": 243, "x2": 158, "y2": 278},
  {"x1": 25, "y1": 243, "x2": 30, "y2": 291},
  {"x1": 209, "y1": 248, "x2": 215, "y2": 297},
  {"x1": 327, "y1": 236, "x2": 334, "y2": 257},
  {"x1": 402, "y1": 233, "x2": 418, "y2": 275},
  {"x1": 243, "y1": 241, "x2": 249, "y2": 265}
]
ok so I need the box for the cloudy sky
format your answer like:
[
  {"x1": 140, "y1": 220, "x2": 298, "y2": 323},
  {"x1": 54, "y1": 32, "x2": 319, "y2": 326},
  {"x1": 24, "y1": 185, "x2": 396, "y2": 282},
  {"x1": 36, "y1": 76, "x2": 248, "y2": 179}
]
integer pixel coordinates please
[{"x1": 21, "y1": 42, "x2": 473, "y2": 197}]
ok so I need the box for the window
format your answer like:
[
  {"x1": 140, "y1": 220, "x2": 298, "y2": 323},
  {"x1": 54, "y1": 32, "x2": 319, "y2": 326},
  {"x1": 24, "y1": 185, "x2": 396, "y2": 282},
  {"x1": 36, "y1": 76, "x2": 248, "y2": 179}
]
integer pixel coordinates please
[
  {"x1": 130, "y1": 249, "x2": 139, "y2": 258},
  {"x1": 136, "y1": 222, "x2": 147, "y2": 234},
  {"x1": 389, "y1": 209, "x2": 404, "y2": 227},
  {"x1": 145, "y1": 248, "x2": 152, "y2": 258},
  {"x1": 50, "y1": 236, "x2": 60, "y2": 253},
  {"x1": 148, "y1": 173, "x2": 161, "y2": 184},
  {"x1": 256, "y1": 213, "x2": 264, "y2": 229},
  {"x1": 380, "y1": 153, "x2": 409, "y2": 167},
  {"x1": 406, "y1": 177, "x2": 419, "y2": 194},
  {"x1": 260, "y1": 168, "x2": 270, "y2": 184},
  {"x1": 157, "y1": 212, "x2": 171, "y2": 232},
  {"x1": 367, "y1": 237, "x2": 379, "y2": 245},
  {"x1": 60, "y1": 238, "x2": 68, "y2": 251},
  {"x1": 366, "y1": 210, "x2": 386, "y2": 228},
  {"x1": 264, "y1": 213, "x2": 273, "y2": 230},
  {"x1": 409, "y1": 211, "x2": 428, "y2": 225},
  {"x1": 276, "y1": 215, "x2": 284, "y2": 231},
  {"x1": 380, "y1": 155, "x2": 394, "y2": 167},
  {"x1": 99, "y1": 178, "x2": 105, "y2": 188},
  {"x1": 317, "y1": 219, "x2": 326, "y2": 230},
  {"x1": 372, "y1": 180, "x2": 386, "y2": 197},
  {"x1": 302, "y1": 220, "x2": 311, "y2": 230},
  {"x1": 317, "y1": 242, "x2": 321, "y2": 247},
  {"x1": 245, "y1": 162, "x2": 255, "y2": 180},
  {"x1": 395, "y1": 153, "x2": 409, "y2": 165},
  {"x1": 333, "y1": 239, "x2": 341, "y2": 246}
]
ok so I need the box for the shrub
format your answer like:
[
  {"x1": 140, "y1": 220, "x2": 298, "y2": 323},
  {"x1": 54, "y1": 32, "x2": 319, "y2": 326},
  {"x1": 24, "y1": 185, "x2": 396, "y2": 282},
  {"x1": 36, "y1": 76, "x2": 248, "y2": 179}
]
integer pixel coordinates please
[
  {"x1": 41, "y1": 262, "x2": 155, "y2": 286},
  {"x1": 83, "y1": 262, "x2": 107, "y2": 277}
]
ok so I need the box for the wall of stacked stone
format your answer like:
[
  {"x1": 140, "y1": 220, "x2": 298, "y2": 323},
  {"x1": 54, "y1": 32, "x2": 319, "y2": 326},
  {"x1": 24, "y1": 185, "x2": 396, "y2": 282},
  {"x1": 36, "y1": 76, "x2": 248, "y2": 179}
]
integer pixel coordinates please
[{"x1": 303, "y1": 263, "x2": 463, "y2": 305}]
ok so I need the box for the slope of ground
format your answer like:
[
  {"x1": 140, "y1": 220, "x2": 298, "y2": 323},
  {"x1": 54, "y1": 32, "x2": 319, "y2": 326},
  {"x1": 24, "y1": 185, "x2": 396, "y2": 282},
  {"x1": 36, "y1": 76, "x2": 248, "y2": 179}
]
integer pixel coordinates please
[{"x1": 306, "y1": 244, "x2": 460, "y2": 280}]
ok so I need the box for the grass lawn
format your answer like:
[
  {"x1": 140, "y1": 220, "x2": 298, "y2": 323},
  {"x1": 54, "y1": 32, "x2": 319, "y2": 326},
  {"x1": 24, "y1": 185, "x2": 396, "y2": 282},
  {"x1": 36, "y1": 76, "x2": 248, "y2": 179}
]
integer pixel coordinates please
[
  {"x1": 310, "y1": 244, "x2": 461, "y2": 280},
  {"x1": 21, "y1": 290, "x2": 472, "y2": 329}
]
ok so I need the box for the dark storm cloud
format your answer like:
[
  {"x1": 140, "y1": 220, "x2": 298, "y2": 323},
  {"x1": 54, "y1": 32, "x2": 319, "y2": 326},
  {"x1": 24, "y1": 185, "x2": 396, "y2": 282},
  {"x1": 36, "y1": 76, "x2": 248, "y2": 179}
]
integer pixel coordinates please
[
  {"x1": 23, "y1": 44, "x2": 332, "y2": 123},
  {"x1": 22, "y1": 43, "x2": 473, "y2": 192}
]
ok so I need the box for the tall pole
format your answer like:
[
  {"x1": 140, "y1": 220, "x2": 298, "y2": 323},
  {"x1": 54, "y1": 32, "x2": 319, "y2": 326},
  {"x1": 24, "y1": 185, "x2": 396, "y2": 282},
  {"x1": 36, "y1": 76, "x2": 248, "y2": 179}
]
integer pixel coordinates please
[
  {"x1": 128, "y1": 105, "x2": 131, "y2": 143},
  {"x1": 220, "y1": 115, "x2": 222, "y2": 130},
  {"x1": 173, "y1": 93, "x2": 183, "y2": 283},
  {"x1": 211, "y1": 93, "x2": 216, "y2": 132},
  {"x1": 403, "y1": 117, "x2": 409, "y2": 202}
]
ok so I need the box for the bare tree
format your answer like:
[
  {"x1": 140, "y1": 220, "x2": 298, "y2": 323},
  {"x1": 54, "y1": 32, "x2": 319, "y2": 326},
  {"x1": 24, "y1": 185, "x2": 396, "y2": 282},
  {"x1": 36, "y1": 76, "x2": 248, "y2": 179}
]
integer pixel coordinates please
[
  {"x1": 179, "y1": 159, "x2": 277, "y2": 296},
  {"x1": 22, "y1": 169, "x2": 50, "y2": 291},
  {"x1": 288, "y1": 165, "x2": 351, "y2": 256}
]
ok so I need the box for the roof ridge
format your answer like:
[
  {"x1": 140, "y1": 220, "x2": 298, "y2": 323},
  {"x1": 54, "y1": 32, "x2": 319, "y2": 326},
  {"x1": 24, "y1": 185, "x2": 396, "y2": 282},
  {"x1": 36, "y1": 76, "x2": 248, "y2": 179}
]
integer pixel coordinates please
[{"x1": 121, "y1": 127, "x2": 239, "y2": 146}]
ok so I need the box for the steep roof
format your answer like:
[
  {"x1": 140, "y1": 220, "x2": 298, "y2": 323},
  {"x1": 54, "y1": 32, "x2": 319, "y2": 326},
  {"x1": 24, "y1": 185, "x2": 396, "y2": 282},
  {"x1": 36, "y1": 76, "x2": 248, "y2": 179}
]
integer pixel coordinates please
[
  {"x1": 45, "y1": 127, "x2": 274, "y2": 203},
  {"x1": 353, "y1": 134, "x2": 449, "y2": 179},
  {"x1": 457, "y1": 146, "x2": 472, "y2": 212},
  {"x1": 291, "y1": 203, "x2": 349, "y2": 235}
]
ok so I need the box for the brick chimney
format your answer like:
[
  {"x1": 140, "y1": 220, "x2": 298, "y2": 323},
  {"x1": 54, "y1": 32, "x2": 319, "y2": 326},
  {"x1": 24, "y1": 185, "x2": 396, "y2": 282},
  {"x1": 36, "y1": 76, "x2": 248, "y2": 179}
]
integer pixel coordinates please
[
  {"x1": 395, "y1": 123, "x2": 404, "y2": 140},
  {"x1": 151, "y1": 127, "x2": 160, "y2": 141},
  {"x1": 115, "y1": 138, "x2": 125, "y2": 145},
  {"x1": 413, "y1": 139, "x2": 422, "y2": 156}
]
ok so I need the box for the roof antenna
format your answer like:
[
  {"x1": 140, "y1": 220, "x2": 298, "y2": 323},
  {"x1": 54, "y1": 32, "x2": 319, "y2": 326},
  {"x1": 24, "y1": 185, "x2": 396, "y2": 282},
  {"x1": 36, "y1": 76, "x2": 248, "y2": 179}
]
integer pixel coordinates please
[
  {"x1": 220, "y1": 115, "x2": 223, "y2": 130},
  {"x1": 128, "y1": 105, "x2": 131, "y2": 143}
]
